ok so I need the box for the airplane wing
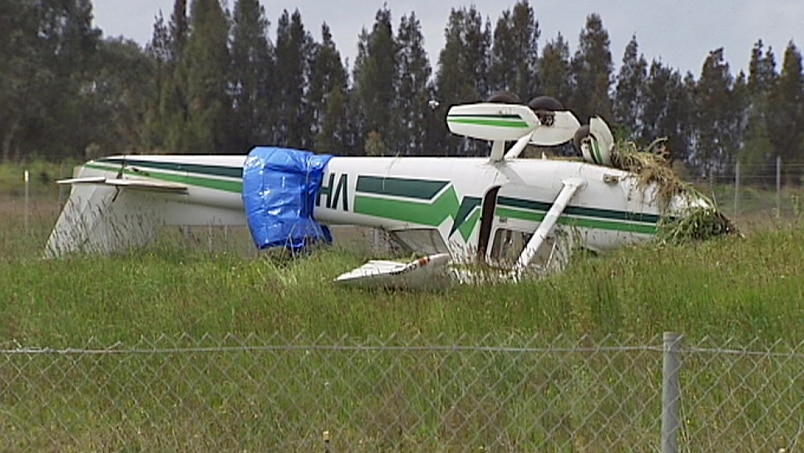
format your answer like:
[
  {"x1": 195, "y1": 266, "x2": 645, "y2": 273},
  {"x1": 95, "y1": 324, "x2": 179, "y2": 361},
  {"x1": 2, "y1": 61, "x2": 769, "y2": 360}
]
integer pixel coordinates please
[
  {"x1": 334, "y1": 253, "x2": 451, "y2": 289},
  {"x1": 57, "y1": 177, "x2": 188, "y2": 193}
]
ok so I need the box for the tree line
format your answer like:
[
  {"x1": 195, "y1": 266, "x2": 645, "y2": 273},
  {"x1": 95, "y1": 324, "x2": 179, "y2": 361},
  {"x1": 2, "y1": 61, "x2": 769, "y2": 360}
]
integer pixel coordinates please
[{"x1": 1, "y1": 0, "x2": 803, "y2": 184}]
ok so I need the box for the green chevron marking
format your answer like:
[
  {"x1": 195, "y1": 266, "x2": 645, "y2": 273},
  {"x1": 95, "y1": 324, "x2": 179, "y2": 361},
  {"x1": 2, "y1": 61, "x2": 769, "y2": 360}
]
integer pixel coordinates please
[
  {"x1": 354, "y1": 176, "x2": 480, "y2": 241},
  {"x1": 458, "y1": 208, "x2": 481, "y2": 240},
  {"x1": 450, "y1": 196, "x2": 481, "y2": 237},
  {"x1": 356, "y1": 175, "x2": 447, "y2": 200},
  {"x1": 354, "y1": 186, "x2": 458, "y2": 228}
]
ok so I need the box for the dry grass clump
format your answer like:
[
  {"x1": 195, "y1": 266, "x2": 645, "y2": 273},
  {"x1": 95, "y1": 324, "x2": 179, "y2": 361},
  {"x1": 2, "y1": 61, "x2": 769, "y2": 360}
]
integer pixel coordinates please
[
  {"x1": 657, "y1": 207, "x2": 739, "y2": 245},
  {"x1": 611, "y1": 138, "x2": 687, "y2": 207},
  {"x1": 611, "y1": 138, "x2": 738, "y2": 243}
]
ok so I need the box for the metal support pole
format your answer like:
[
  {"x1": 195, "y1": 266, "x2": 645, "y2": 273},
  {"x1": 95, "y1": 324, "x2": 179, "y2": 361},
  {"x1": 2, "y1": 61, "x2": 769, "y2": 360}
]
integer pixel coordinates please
[
  {"x1": 662, "y1": 332, "x2": 682, "y2": 453},
  {"x1": 208, "y1": 223, "x2": 213, "y2": 253},
  {"x1": 776, "y1": 156, "x2": 782, "y2": 217},
  {"x1": 24, "y1": 170, "x2": 30, "y2": 235},
  {"x1": 734, "y1": 161, "x2": 740, "y2": 216}
]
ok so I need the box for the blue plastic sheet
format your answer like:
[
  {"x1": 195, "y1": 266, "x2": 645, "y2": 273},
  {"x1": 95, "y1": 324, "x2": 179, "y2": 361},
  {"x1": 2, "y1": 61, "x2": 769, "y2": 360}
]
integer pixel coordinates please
[{"x1": 242, "y1": 147, "x2": 334, "y2": 251}]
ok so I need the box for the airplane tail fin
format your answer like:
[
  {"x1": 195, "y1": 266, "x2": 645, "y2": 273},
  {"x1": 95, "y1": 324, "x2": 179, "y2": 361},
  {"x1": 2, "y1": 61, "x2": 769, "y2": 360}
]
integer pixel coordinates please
[
  {"x1": 45, "y1": 163, "x2": 245, "y2": 258},
  {"x1": 45, "y1": 182, "x2": 164, "y2": 258}
]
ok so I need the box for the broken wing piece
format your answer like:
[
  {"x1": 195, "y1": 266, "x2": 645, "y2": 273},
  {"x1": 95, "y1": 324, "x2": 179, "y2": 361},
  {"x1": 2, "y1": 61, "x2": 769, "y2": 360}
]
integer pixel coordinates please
[
  {"x1": 57, "y1": 177, "x2": 188, "y2": 193},
  {"x1": 334, "y1": 253, "x2": 451, "y2": 289}
]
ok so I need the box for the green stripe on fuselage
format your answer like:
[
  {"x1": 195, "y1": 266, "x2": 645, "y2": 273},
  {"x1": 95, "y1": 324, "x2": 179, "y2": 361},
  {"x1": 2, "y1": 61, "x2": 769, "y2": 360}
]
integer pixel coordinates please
[
  {"x1": 497, "y1": 196, "x2": 661, "y2": 224},
  {"x1": 84, "y1": 163, "x2": 242, "y2": 193},
  {"x1": 97, "y1": 158, "x2": 243, "y2": 179},
  {"x1": 495, "y1": 206, "x2": 657, "y2": 234}
]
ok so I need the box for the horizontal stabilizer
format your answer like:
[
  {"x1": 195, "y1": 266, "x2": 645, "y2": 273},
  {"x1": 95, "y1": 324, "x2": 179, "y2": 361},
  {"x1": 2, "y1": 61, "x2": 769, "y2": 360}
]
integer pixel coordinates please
[
  {"x1": 447, "y1": 102, "x2": 581, "y2": 151},
  {"x1": 447, "y1": 103, "x2": 540, "y2": 141},
  {"x1": 57, "y1": 177, "x2": 187, "y2": 192},
  {"x1": 334, "y1": 253, "x2": 451, "y2": 289},
  {"x1": 530, "y1": 111, "x2": 581, "y2": 146}
]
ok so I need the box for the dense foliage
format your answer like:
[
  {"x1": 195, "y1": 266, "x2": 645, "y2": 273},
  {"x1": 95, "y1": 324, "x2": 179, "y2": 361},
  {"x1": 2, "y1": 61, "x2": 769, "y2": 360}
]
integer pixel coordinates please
[{"x1": 2, "y1": 0, "x2": 803, "y2": 184}]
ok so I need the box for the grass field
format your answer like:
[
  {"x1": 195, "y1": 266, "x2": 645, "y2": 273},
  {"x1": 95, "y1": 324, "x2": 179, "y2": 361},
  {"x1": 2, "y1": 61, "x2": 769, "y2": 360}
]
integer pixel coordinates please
[
  {"x1": 1, "y1": 192, "x2": 803, "y2": 451},
  {"x1": 2, "y1": 195, "x2": 803, "y2": 345}
]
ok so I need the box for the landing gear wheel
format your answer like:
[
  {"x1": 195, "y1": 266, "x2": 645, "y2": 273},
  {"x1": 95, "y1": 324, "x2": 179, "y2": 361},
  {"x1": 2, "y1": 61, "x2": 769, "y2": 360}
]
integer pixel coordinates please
[
  {"x1": 527, "y1": 96, "x2": 563, "y2": 111},
  {"x1": 528, "y1": 96, "x2": 563, "y2": 126},
  {"x1": 486, "y1": 91, "x2": 523, "y2": 104}
]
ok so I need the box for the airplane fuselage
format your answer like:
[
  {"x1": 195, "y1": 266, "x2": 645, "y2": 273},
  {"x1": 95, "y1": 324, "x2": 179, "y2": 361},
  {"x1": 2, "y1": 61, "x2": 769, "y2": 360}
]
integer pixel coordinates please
[{"x1": 50, "y1": 154, "x2": 667, "y2": 263}]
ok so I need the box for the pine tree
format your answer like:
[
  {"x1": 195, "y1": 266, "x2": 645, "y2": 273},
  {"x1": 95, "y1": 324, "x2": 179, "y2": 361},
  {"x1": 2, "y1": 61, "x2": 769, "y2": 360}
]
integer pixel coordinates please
[
  {"x1": 145, "y1": 11, "x2": 171, "y2": 63},
  {"x1": 170, "y1": 0, "x2": 188, "y2": 60},
  {"x1": 613, "y1": 36, "x2": 646, "y2": 139},
  {"x1": 182, "y1": 0, "x2": 231, "y2": 154},
  {"x1": 395, "y1": 12, "x2": 432, "y2": 155},
  {"x1": 640, "y1": 60, "x2": 672, "y2": 143},
  {"x1": 310, "y1": 23, "x2": 349, "y2": 154},
  {"x1": 748, "y1": 40, "x2": 777, "y2": 96},
  {"x1": 639, "y1": 61, "x2": 694, "y2": 163},
  {"x1": 463, "y1": 8, "x2": 492, "y2": 100},
  {"x1": 694, "y1": 48, "x2": 739, "y2": 177},
  {"x1": 768, "y1": 42, "x2": 804, "y2": 184},
  {"x1": 146, "y1": 1, "x2": 190, "y2": 152},
  {"x1": 229, "y1": 0, "x2": 274, "y2": 152},
  {"x1": 0, "y1": 0, "x2": 41, "y2": 161},
  {"x1": 87, "y1": 38, "x2": 157, "y2": 155},
  {"x1": 538, "y1": 33, "x2": 571, "y2": 105},
  {"x1": 33, "y1": 0, "x2": 102, "y2": 159},
  {"x1": 274, "y1": 9, "x2": 315, "y2": 149},
  {"x1": 353, "y1": 6, "x2": 398, "y2": 155},
  {"x1": 569, "y1": 14, "x2": 613, "y2": 123},
  {"x1": 742, "y1": 40, "x2": 777, "y2": 185},
  {"x1": 435, "y1": 6, "x2": 491, "y2": 155},
  {"x1": 489, "y1": 9, "x2": 515, "y2": 94},
  {"x1": 489, "y1": 0, "x2": 540, "y2": 101}
]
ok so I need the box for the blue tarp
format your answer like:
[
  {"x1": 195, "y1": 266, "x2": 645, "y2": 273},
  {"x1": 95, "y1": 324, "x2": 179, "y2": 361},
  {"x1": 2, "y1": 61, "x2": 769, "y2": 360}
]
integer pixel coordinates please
[{"x1": 242, "y1": 147, "x2": 334, "y2": 252}]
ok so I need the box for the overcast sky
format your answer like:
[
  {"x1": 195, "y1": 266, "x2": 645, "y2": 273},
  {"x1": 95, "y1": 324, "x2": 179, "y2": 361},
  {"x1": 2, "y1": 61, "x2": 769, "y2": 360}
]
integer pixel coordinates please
[{"x1": 92, "y1": 0, "x2": 802, "y2": 77}]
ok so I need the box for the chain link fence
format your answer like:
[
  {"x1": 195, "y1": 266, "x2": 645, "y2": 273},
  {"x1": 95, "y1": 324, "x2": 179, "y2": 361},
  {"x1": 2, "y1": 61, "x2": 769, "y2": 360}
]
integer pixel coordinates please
[
  {"x1": 1, "y1": 333, "x2": 802, "y2": 452},
  {"x1": 692, "y1": 160, "x2": 804, "y2": 224}
]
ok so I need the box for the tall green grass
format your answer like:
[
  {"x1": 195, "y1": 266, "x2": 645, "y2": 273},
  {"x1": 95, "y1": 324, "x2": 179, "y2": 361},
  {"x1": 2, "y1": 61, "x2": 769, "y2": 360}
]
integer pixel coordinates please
[
  {"x1": 2, "y1": 197, "x2": 802, "y2": 345},
  {"x1": 1, "y1": 197, "x2": 803, "y2": 451}
]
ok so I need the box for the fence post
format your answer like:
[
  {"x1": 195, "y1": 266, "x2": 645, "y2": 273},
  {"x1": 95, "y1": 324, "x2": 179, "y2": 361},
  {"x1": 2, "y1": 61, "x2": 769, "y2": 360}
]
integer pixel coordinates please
[
  {"x1": 776, "y1": 156, "x2": 782, "y2": 217},
  {"x1": 662, "y1": 332, "x2": 682, "y2": 453},
  {"x1": 734, "y1": 161, "x2": 740, "y2": 216},
  {"x1": 24, "y1": 170, "x2": 30, "y2": 235}
]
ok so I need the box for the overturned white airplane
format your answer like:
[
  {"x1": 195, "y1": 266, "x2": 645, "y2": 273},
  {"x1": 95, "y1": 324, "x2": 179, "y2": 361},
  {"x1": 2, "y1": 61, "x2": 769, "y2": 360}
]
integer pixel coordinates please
[{"x1": 46, "y1": 97, "x2": 722, "y2": 287}]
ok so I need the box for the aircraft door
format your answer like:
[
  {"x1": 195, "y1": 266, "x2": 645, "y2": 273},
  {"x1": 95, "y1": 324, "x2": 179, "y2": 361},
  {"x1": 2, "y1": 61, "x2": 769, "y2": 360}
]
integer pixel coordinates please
[
  {"x1": 476, "y1": 186, "x2": 500, "y2": 258},
  {"x1": 484, "y1": 184, "x2": 554, "y2": 265}
]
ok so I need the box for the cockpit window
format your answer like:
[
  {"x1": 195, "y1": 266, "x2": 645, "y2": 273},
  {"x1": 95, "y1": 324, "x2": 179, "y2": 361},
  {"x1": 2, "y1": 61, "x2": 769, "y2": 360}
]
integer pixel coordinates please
[{"x1": 391, "y1": 229, "x2": 449, "y2": 255}]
